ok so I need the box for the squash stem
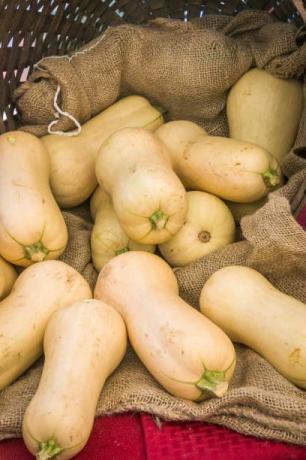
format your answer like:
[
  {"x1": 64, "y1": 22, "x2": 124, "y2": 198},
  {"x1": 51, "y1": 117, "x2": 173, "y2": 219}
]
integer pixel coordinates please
[
  {"x1": 150, "y1": 210, "x2": 168, "y2": 230},
  {"x1": 196, "y1": 370, "x2": 228, "y2": 398},
  {"x1": 115, "y1": 247, "x2": 130, "y2": 256},
  {"x1": 262, "y1": 168, "x2": 280, "y2": 188},
  {"x1": 37, "y1": 440, "x2": 62, "y2": 460},
  {"x1": 23, "y1": 241, "x2": 49, "y2": 262},
  {"x1": 153, "y1": 104, "x2": 167, "y2": 115}
]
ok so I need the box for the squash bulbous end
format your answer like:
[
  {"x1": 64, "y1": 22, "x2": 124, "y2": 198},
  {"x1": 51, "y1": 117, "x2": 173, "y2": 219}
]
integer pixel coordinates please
[{"x1": 37, "y1": 439, "x2": 62, "y2": 460}]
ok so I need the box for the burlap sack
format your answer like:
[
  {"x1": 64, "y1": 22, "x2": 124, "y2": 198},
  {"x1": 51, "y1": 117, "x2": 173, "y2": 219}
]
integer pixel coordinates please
[
  {"x1": 1, "y1": 9, "x2": 305, "y2": 447},
  {"x1": 14, "y1": 10, "x2": 306, "y2": 137}
]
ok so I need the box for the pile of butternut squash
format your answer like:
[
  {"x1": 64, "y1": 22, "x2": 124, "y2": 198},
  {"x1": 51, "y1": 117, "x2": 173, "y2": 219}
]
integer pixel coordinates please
[{"x1": 0, "y1": 69, "x2": 304, "y2": 459}]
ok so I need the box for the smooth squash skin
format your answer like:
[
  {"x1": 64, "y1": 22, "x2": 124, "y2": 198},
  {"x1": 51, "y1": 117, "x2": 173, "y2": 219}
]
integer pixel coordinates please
[
  {"x1": 94, "y1": 251, "x2": 236, "y2": 400},
  {"x1": 0, "y1": 260, "x2": 92, "y2": 391},
  {"x1": 95, "y1": 128, "x2": 187, "y2": 245},
  {"x1": 0, "y1": 255, "x2": 18, "y2": 300},
  {"x1": 0, "y1": 131, "x2": 68, "y2": 266},
  {"x1": 90, "y1": 187, "x2": 155, "y2": 271},
  {"x1": 22, "y1": 299, "x2": 127, "y2": 460},
  {"x1": 171, "y1": 135, "x2": 281, "y2": 203},
  {"x1": 42, "y1": 95, "x2": 164, "y2": 208},
  {"x1": 226, "y1": 68, "x2": 304, "y2": 165},
  {"x1": 159, "y1": 191, "x2": 235, "y2": 266},
  {"x1": 155, "y1": 120, "x2": 208, "y2": 169},
  {"x1": 200, "y1": 266, "x2": 306, "y2": 389}
]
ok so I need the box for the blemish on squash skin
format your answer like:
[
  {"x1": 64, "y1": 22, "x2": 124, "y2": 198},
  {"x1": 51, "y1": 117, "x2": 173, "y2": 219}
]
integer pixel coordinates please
[
  {"x1": 289, "y1": 348, "x2": 301, "y2": 364},
  {"x1": 6, "y1": 135, "x2": 16, "y2": 145}
]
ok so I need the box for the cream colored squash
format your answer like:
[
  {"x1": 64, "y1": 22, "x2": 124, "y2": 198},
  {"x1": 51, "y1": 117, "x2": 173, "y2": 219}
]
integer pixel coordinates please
[
  {"x1": 90, "y1": 186, "x2": 155, "y2": 271},
  {"x1": 159, "y1": 191, "x2": 235, "y2": 266},
  {"x1": 167, "y1": 135, "x2": 281, "y2": 203},
  {"x1": 42, "y1": 95, "x2": 164, "y2": 208},
  {"x1": 226, "y1": 68, "x2": 304, "y2": 164},
  {"x1": 0, "y1": 255, "x2": 18, "y2": 300},
  {"x1": 0, "y1": 131, "x2": 68, "y2": 267},
  {"x1": 95, "y1": 128, "x2": 187, "y2": 245},
  {"x1": 22, "y1": 299, "x2": 127, "y2": 460},
  {"x1": 200, "y1": 265, "x2": 306, "y2": 389},
  {"x1": 155, "y1": 120, "x2": 208, "y2": 168},
  {"x1": 0, "y1": 260, "x2": 91, "y2": 390},
  {"x1": 94, "y1": 251, "x2": 236, "y2": 400}
]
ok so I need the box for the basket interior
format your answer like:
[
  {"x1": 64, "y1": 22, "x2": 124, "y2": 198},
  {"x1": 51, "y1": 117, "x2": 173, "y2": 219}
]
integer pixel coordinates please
[{"x1": 0, "y1": 0, "x2": 305, "y2": 133}]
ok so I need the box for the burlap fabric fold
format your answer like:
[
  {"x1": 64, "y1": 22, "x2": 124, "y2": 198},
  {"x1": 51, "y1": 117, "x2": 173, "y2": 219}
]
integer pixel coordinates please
[
  {"x1": 14, "y1": 10, "x2": 306, "y2": 137},
  {"x1": 1, "y1": 9, "x2": 305, "y2": 446}
]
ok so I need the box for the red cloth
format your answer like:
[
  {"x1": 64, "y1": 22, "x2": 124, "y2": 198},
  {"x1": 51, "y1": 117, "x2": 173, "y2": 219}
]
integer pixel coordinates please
[
  {"x1": 1, "y1": 413, "x2": 306, "y2": 460},
  {"x1": 0, "y1": 205, "x2": 305, "y2": 459},
  {"x1": 297, "y1": 204, "x2": 306, "y2": 230}
]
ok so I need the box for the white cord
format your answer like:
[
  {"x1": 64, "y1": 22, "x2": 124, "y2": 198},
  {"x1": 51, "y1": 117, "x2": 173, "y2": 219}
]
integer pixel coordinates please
[
  {"x1": 34, "y1": 28, "x2": 112, "y2": 136},
  {"x1": 47, "y1": 84, "x2": 81, "y2": 136}
]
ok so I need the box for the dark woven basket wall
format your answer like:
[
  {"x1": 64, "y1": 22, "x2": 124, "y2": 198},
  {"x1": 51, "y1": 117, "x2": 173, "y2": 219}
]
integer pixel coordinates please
[{"x1": 0, "y1": 0, "x2": 305, "y2": 134}]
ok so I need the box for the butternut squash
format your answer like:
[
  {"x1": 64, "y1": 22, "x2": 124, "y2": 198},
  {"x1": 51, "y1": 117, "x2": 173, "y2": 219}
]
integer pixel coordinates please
[
  {"x1": 0, "y1": 255, "x2": 17, "y2": 300},
  {"x1": 156, "y1": 122, "x2": 282, "y2": 202},
  {"x1": 95, "y1": 128, "x2": 187, "y2": 244},
  {"x1": 0, "y1": 260, "x2": 91, "y2": 390},
  {"x1": 159, "y1": 191, "x2": 235, "y2": 266},
  {"x1": 94, "y1": 251, "x2": 236, "y2": 400},
  {"x1": 155, "y1": 120, "x2": 208, "y2": 168},
  {"x1": 171, "y1": 135, "x2": 281, "y2": 202},
  {"x1": 90, "y1": 186, "x2": 155, "y2": 271},
  {"x1": 200, "y1": 266, "x2": 306, "y2": 388},
  {"x1": 42, "y1": 95, "x2": 164, "y2": 208},
  {"x1": 23, "y1": 299, "x2": 127, "y2": 460},
  {"x1": 226, "y1": 68, "x2": 304, "y2": 165},
  {"x1": 0, "y1": 131, "x2": 68, "y2": 267}
]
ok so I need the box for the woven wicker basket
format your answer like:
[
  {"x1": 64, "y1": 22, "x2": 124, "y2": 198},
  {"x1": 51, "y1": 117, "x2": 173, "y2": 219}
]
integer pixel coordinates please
[{"x1": 0, "y1": 0, "x2": 305, "y2": 134}]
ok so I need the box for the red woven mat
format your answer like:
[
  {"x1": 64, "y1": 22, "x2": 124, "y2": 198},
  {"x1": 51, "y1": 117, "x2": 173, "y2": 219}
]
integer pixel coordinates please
[
  {"x1": 298, "y1": 204, "x2": 306, "y2": 230},
  {"x1": 140, "y1": 414, "x2": 306, "y2": 460},
  {"x1": 1, "y1": 413, "x2": 306, "y2": 460},
  {"x1": 0, "y1": 414, "x2": 145, "y2": 460}
]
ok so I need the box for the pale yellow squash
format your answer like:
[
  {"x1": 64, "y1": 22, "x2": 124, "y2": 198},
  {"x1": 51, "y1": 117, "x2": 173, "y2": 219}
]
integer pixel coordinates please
[
  {"x1": 171, "y1": 135, "x2": 281, "y2": 203},
  {"x1": 155, "y1": 120, "x2": 208, "y2": 169},
  {"x1": 42, "y1": 95, "x2": 164, "y2": 208},
  {"x1": 0, "y1": 255, "x2": 18, "y2": 300},
  {"x1": 0, "y1": 260, "x2": 91, "y2": 390},
  {"x1": 95, "y1": 128, "x2": 187, "y2": 245},
  {"x1": 200, "y1": 266, "x2": 306, "y2": 389},
  {"x1": 0, "y1": 131, "x2": 68, "y2": 266},
  {"x1": 94, "y1": 251, "x2": 236, "y2": 400},
  {"x1": 90, "y1": 186, "x2": 155, "y2": 271},
  {"x1": 23, "y1": 299, "x2": 127, "y2": 460},
  {"x1": 226, "y1": 68, "x2": 304, "y2": 164},
  {"x1": 159, "y1": 191, "x2": 235, "y2": 266}
]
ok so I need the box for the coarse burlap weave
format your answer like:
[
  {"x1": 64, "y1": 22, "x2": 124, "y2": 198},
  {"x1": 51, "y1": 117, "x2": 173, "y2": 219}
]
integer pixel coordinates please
[
  {"x1": 1, "y1": 9, "x2": 305, "y2": 446},
  {"x1": 14, "y1": 10, "x2": 306, "y2": 137}
]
